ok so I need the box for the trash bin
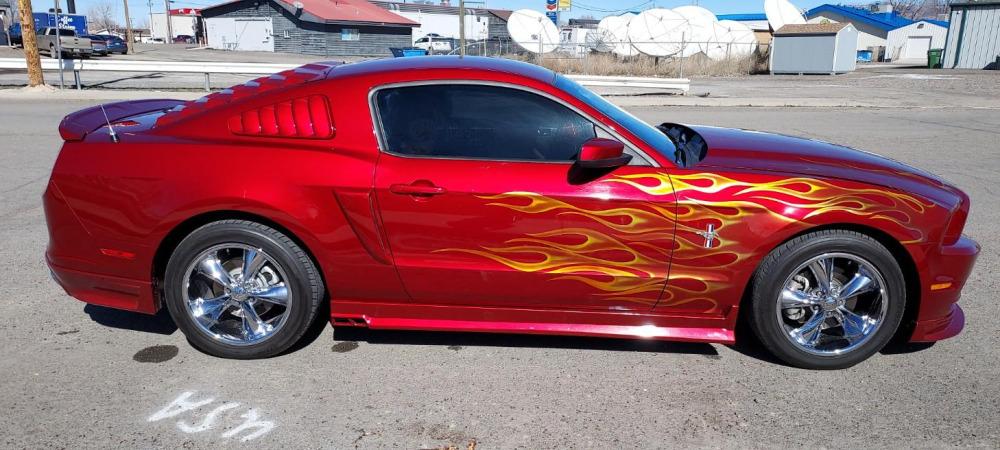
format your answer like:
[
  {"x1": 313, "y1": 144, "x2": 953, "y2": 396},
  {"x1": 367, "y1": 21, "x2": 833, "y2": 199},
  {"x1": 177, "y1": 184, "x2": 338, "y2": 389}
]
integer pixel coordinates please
[{"x1": 927, "y1": 48, "x2": 943, "y2": 69}]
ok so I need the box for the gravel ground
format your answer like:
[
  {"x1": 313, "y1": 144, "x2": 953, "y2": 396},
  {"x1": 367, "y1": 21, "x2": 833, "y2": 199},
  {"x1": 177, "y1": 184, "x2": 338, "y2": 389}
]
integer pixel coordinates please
[{"x1": 0, "y1": 93, "x2": 998, "y2": 448}]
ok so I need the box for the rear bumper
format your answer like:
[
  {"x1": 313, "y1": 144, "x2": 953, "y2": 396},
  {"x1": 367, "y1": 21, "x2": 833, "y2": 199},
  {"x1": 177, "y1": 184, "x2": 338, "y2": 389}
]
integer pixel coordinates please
[
  {"x1": 909, "y1": 235, "x2": 979, "y2": 342},
  {"x1": 48, "y1": 259, "x2": 158, "y2": 314}
]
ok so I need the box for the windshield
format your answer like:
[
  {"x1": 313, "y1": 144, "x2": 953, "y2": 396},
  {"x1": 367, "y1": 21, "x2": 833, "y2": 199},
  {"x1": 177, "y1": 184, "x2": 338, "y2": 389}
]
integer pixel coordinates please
[{"x1": 554, "y1": 74, "x2": 676, "y2": 162}]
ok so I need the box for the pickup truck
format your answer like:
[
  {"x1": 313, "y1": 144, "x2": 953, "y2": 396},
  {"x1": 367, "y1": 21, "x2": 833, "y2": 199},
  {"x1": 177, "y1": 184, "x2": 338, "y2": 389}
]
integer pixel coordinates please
[{"x1": 37, "y1": 27, "x2": 93, "y2": 58}]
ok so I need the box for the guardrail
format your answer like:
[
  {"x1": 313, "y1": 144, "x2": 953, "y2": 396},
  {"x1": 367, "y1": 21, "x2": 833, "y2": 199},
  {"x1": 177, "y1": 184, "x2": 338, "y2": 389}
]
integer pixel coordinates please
[{"x1": 0, "y1": 57, "x2": 690, "y2": 93}]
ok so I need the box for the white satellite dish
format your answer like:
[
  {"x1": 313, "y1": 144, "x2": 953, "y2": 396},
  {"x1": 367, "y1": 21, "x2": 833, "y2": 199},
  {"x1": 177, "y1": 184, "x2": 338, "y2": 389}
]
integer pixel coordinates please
[
  {"x1": 673, "y1": 6, "x2": 716, "y2": 57},
  {"x1": 507, "y1": 9, "x2": 561, "y2": 54},
  {"x1": 627, "y1": 8, "x2": 687, "y2": 57},
  {"x1": 719, "y1": 20, "x2": 758, "y2": 57},
  {"x1": 610, "y1": 13, "x2": 639, "y2": 57},
  {"x1": 704, "y1": 21, "x2": 735, "y2": 60},
  {"x1": 764, "y1": 0, "x2": 806, "y2": 32},
  {"x1": 595, "y1": 15, "x2": 623, "y2": 54},
  {"x1": 585, "y1": 28, "x2": 614, "y2": 53}
]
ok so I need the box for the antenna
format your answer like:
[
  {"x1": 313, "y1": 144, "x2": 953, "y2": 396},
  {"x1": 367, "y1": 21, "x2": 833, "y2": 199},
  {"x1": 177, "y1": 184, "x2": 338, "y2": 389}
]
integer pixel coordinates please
[
  {"x1": 765, "y1": 0, "x2": 806, "y2": 32},
  {"x1": 99, "y1": 104, "x2": 120, "y2": 143},
  {"x1": 507, "y1": 9, "x2": 560, "y2": 54},
  {"x1": 627, "y1": 8, "x2": 687, "y2": 57}
]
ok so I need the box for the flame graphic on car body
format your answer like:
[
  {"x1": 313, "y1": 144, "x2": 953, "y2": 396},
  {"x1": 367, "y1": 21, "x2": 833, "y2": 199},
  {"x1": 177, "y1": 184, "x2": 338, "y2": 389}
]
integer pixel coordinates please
[{"x1": 438, "y1": 171, "x2": 932, "y2": 312}]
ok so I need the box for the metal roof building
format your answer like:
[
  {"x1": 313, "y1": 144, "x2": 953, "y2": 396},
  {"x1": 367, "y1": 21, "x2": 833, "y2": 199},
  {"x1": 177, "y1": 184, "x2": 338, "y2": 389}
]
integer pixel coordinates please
[
  {"x1": 805, "y1": 4, "x2": 915, "y2": 51},
  {"x1": 943, "y1": 1, "x2": 1000, "y2": 69},
  {"x1": 770, "y1": 22, "x2": 859, "y2": 75}
]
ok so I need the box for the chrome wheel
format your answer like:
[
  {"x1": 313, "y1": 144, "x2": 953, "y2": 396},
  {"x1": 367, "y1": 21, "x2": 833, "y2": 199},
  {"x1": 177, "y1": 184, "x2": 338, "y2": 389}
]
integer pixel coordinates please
[
  {"x1": 182, "y1": 244, "x2": 292, "y2": 346},
  {"x1": 776, "y1": 252, "x2": 888, "y2": 356}
]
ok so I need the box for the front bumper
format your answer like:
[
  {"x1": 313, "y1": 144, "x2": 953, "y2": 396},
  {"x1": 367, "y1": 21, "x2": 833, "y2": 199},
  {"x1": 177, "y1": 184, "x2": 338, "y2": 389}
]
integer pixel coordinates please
[{"x1": 909, "y1": 235, "x2": 979, "y2": 342}]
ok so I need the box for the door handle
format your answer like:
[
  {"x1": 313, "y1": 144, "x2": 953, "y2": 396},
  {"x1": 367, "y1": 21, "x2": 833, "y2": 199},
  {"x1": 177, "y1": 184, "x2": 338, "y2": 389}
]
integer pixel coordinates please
[{"x1": 389, "y1": 181, "x2": 446, "y2": 197}]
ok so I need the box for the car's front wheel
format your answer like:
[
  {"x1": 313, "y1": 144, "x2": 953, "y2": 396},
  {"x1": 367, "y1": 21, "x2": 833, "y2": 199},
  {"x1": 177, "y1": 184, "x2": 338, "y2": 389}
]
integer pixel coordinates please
[
  {"x1": 748, "y1": 230, "x2": 905, "y2": 369},
  {"x1": 163, "y1": 220, "x2": 324, "y2": 358}
]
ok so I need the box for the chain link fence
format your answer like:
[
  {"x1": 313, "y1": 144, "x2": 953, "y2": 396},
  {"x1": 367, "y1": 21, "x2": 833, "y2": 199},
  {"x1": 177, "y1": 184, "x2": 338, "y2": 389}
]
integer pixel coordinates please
[{"x1": 442, "y1": 38, "x2": 772, "y2": 78}]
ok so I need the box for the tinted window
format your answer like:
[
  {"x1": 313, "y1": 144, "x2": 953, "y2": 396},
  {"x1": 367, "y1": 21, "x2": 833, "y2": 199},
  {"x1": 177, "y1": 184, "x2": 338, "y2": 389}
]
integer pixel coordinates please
[
  {"x1": 57, "y1": 28, "x2": 75, "y2": 36},
  {"x1": 553, "y1": 75, "x2": 676, "y2": 162},
  {"x1": 375, "y1": 84, "x2": 596, "y2": 161}
]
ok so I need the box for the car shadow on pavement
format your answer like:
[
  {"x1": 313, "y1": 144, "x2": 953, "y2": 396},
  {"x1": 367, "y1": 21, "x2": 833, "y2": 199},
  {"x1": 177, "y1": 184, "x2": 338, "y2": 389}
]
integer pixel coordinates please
[
  {"x1": 83, "y1": 304, "x2": 177, "y2": 335},
  {"x1": 331, "y1": 327, "x2": 721, "y2": 356}
]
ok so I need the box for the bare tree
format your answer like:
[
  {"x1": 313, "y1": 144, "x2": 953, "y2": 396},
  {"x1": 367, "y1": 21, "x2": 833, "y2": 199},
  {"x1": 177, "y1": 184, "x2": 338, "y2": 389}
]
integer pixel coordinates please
[
  {"x1": 87, "y1": 0, "x2": 119, "y2": 33},
  {"x1": 887, "y1": 0, "x2": 949, "y2": 19}
]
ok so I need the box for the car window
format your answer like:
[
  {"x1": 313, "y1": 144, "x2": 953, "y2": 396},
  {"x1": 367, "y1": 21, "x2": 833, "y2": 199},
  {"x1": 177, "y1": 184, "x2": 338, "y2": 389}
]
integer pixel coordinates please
[
  {"x1": 57, "y1": 29, "x2": 75, "y2": 36},
  {"x1": 375, "y1": 84, "x2": 597, "y2": 162}
]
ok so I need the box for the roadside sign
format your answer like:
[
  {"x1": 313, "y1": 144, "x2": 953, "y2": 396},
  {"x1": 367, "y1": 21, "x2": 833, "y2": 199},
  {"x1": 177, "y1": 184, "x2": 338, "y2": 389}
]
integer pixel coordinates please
[
  {"x1": 545, "y1": 0, "x2": 557, "y2": 11},
  {"x1": 546, "y1": 11, "x2": 558, "y2": 25},
  {"x1": 558, "y1": 0, "x2": 571, "y2": 11}
]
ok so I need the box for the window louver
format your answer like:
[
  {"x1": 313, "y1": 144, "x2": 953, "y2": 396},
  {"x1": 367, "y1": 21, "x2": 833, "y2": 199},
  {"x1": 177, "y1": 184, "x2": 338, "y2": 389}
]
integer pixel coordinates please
[{"x1": 228, "y1": 95, "x2": 334, "y2": 139}]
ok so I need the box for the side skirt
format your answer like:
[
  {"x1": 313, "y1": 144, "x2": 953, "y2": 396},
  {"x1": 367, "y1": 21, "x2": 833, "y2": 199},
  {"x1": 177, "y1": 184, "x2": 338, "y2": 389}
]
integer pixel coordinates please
[{"x1": 330, "y1": 301, "x2": 737, "y2": 344}]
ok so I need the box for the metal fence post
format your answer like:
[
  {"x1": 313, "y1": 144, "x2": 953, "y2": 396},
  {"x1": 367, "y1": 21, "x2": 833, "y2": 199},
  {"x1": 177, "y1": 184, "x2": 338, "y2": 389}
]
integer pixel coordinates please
[
  {"x1": 678, "y1": 33, "x2": 686, "y2": 79},
  {"x1": 204, "y1": 73, "x2": 211, "y2": 92},
  {"x1": 74, "y1": 69, "x2": 81, "y2": 90}
]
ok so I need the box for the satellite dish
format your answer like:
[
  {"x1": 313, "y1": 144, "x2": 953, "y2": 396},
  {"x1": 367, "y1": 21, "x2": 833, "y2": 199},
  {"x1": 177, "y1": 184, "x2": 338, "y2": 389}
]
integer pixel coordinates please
[
  {"x1": 764, "y1": 0, "x2": 806, "y2": 32},
  {"x1": 627, "y1": 8, "x2": 687, "y2": 57},
  {"x1": 704, "y1": 21, "x2": 735, "y2": 60},
  {"x1": 507, "y1": 9, "x2": 561, "y2": 54},
  {"x1": 595, "y1": 15, "x2": 623, "y2": 54},
  {"x1": 609, "y1": 13, "x2": 639, "y2": 57},
  {"x1": 719, "y1": 20, "x2": 758, "y2": 57},
  {"x1": 673, "y1": 6, "x2": 716, "y2": 57},
  {"x1": 585, "y1": 28, "x2": 614, "y2": 53}
]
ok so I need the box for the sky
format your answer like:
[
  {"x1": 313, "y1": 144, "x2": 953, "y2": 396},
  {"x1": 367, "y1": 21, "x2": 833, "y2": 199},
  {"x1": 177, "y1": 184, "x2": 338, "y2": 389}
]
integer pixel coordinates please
[{"x1": 39, "y1": 0, "x2": 831, "y2": 28}]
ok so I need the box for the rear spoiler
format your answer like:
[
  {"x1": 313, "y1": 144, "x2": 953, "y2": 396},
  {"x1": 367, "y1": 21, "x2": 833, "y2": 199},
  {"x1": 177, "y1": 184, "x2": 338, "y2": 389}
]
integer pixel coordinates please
[{"x1": 58, "y1": 99, "x2": 185, "y2": 141}]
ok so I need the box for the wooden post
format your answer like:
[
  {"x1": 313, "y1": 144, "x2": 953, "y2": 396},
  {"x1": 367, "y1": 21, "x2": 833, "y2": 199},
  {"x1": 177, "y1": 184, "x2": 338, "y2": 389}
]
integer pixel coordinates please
[
  {"x1": 458, "y1": 0, "x2": 465, "y2": 57},
  {"x1": 17, "y1": 0, "x2": 44, "y2": 86},
  {"x1": 123, "y1": 0, "x2": 135, "y2": 54}
]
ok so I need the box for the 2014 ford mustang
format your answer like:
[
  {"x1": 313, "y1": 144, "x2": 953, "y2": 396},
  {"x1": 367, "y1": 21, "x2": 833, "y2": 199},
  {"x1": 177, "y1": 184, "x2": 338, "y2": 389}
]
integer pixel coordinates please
[{"x1": 44, "y1": 57, "x2": 978, "y2": 369}]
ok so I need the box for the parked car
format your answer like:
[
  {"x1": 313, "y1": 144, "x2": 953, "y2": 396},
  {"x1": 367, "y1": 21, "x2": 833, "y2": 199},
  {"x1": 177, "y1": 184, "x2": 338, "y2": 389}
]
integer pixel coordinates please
[
  {"x1": 85, "y1": 34, "x2": 127, "y2": 54},
  {"x1": 88, "y1": 37, "x2": 109, "y2": 56},
  {"x1": 45, "y1": 57, "x2": 978, "y2": 369},
  {"x1": 8, "y1": 23, "x2": 23, "y2": 46},
  {"x1": 413, "y1": 34, "x2": 453, "y2": 53},
  {"x1": 172, "y1": 34, "x2": 195, "y2": 44}
]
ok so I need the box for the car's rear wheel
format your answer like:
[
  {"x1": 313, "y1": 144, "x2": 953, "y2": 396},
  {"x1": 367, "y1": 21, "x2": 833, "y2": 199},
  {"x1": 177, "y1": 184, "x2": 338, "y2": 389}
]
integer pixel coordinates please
[
  {"x1": 748, "y1": 230, "x2": 905, "y2": 369},
  {"x1": 163, "y1": 220, "x2": 324, "y2": 358}
]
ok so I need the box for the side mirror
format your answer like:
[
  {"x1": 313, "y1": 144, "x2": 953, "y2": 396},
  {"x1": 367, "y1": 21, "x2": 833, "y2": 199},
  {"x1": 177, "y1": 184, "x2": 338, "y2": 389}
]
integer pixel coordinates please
[{"x1": 576, "y1": 137, "x2": 632, "y2": 169}]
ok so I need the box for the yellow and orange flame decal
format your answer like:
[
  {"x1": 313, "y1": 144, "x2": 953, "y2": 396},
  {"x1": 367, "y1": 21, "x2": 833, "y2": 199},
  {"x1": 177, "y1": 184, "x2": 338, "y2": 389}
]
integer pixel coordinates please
[{"x1": 438, "y1": 171, "x2": 932, "y2": 313}]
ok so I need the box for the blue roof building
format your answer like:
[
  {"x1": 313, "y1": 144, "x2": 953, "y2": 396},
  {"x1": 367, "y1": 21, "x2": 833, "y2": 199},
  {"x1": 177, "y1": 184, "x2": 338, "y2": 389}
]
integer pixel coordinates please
[{"x1": 805, "y1": 4, "x2": 915, "y2": 52}]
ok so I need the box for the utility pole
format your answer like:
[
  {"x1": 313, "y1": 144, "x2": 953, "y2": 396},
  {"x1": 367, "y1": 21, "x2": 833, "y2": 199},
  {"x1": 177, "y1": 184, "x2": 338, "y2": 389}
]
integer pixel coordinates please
[
  {"x1": 54, "y1": 0, "x2": 64, "y2": 89},
  {"x1": 16, "y1": 0, "x2": 44, "y2": 86},
  {"x1": 163, "y1": 0, "x2": 172, "y2": 42},
  {"x1": 458, "y1": 0, "x2": 465, "y2": 57},
  {"x1": 123, "y1": 0, "x2": 135, "y2": 53}
]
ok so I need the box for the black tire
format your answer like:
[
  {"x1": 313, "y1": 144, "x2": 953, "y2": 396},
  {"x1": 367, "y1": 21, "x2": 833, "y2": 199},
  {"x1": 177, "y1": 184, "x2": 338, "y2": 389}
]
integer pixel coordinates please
[
  {"x1": 163, "y1": 220, "x2": 324, "y2": 359},
  {"x1": 748, "y1": 230, "x2": 906, "y2": 370}
]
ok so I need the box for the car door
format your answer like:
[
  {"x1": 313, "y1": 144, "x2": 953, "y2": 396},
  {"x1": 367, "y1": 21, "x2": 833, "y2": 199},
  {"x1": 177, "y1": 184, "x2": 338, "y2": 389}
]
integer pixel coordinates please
[{"x1": 371, "y1": 82, "x2": 677, "y2": 311}]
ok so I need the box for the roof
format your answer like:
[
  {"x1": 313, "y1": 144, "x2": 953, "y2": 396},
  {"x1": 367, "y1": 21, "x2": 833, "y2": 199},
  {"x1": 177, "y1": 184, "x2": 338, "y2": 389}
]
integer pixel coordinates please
[
  {"x1": 806, "y1": 4, "x2": 914, "y2": 31},
  {"x1": 204, "y1": 0, "x2": 417, "y2": 26},
  {"x1": 774, "y1": 22, "x2": 850, "y2": 36},
  {"x1": 926, "y1": 19, "x2": 949, "y2": 27},
  {"x1": 371, "y1": 1, "x2": 511, "y2": 19},
  {"x1": 329, "y1": 56, "x2": 554, "y2": 84},
  {"x1": 716, "y1": 13, "x2": 767, "y2": 21},
  {"x1": 949, "y1": 0, "x2": 1000, "y2": 5}
]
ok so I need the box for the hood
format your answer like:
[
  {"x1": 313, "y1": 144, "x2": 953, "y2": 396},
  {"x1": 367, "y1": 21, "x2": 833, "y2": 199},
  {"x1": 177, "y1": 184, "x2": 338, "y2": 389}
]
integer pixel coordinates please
[{"x1": 688, "y1": 125, "x2": 959, "y2": 205}]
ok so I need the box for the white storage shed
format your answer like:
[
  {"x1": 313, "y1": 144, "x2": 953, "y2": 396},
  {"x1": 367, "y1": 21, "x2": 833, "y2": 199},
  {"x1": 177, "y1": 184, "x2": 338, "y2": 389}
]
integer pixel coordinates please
[
  {"x1": 771, "y1": 23, "x2": 859, "y2": 75},
  {"x1": 886, "y1": 20, "x2": 948, "y2": 63}
]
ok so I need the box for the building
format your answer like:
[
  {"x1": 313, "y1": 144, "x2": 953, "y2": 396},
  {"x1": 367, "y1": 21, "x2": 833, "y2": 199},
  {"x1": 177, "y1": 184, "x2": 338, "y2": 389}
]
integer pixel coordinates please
[
  {"x1": 805, "y1": 4, "x2": 914, "y2": 53},
  {"x1": 371, "y1": 1, "x2": 511, "y2": 43},
  {"x1": 151, "y1": 9, "x2": 202, "y2": 41},
  {"x1": 200, "y1": 0, "x2": 417, "y2": 56},
  {"x1": 716, "y1": 13, "x2": 774, "y2": 49},
  {"x1": 943, "y1": 0, "x2": 1000, "y2": 69},
  {"x1": 770, "y1": 22, "x2": 859, "y2": 74},
  {"x1": 885, "y1": 20, "x2": 948, "y2": 63}
]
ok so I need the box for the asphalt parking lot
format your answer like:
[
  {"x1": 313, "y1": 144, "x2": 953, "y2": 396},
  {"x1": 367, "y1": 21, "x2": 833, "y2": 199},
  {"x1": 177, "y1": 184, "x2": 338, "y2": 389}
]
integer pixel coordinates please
[{"x1": 1, "y1": 87, "x2": 999, "y2": 447}]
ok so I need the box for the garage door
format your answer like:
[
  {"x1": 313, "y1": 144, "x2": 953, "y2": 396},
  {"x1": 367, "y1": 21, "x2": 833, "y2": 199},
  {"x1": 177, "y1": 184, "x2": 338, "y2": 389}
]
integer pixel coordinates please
[
  {"x1": 206, "y1": 17, "x2": 274, "y2": 52},
  {"x1": 904, "y1": 36, "x2": 932, "y2": 60}
]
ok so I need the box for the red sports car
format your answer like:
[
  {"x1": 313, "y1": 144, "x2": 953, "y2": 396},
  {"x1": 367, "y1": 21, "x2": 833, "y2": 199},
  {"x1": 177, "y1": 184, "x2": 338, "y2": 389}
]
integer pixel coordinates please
[{"x1": 45, "y1": 57, "x2": 978, "y2": 369}]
